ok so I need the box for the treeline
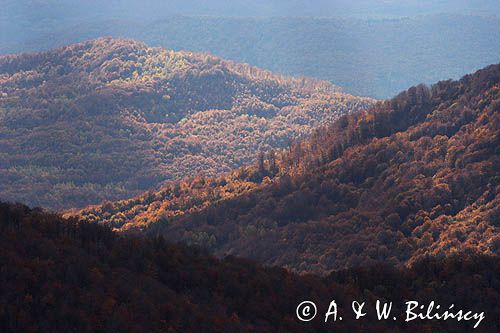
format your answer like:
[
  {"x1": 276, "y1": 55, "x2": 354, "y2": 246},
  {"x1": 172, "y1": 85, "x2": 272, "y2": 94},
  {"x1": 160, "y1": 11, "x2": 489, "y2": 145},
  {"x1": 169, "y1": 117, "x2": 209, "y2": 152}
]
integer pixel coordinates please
[
  {"x1": 0, "y1": 38, "x2": 373, "y2": 210},
  {"x1": 75, "y1": 64, "x2": 500, "y2": 274},
  {"x1": 1, "y1": 202, "x2": 499, "y2": 332}
]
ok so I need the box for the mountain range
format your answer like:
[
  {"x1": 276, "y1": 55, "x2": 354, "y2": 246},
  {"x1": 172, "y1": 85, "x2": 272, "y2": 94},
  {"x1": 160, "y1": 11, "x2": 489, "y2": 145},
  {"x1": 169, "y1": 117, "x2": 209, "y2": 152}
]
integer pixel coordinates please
[
  {"x1": 74, "y1": 64, "x2": 500, "y2": 274},
  {"x1": 0, "y1": 38, "x2": 372, "y2": 210},
  {"x1": 0, "y1": 31, "x2": 498, "y2": 332},
  {"x1": 1, "y1": 3, "x2": 499, "y2": 331}
]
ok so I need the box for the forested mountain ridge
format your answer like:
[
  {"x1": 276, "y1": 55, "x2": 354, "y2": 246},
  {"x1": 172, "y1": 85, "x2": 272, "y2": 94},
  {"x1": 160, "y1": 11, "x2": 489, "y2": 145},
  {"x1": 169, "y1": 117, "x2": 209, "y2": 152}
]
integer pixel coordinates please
[
  {"x1": 1, "y1": 202, "x2": 499, "y2": 332},
  {"x1": 0, "y1": 38, "x2": 373, "y2": 210},
  {"x1": 3, "y1": 14, "x2": 499, "y2": 98},
  {"x1": 74, "y1": 64, "x2": 500, "y2": 274}
]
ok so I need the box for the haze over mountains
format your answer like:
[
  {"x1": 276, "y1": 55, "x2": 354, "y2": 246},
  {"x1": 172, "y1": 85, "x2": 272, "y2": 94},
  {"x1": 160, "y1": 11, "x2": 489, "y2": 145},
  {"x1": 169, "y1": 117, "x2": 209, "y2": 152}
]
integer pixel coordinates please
[
  {"x1": 4, "y1": 0, "x2": 500, "y2": 19},
  {"x1": 2, "y1": 2, "x2": 499, "y2": 97},
  {"x1": 0, "y1": 38, "x2": 372, "y2": 210},
  {"x1": 75, "y1": 64, "x2": 500, "y2": 274}
]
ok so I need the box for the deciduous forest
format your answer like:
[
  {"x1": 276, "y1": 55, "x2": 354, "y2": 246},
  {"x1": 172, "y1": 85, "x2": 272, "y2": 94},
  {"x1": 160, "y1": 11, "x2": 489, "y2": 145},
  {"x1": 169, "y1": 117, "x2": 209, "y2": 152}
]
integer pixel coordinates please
[
  {"x1": 0, "y1": 3, "x2": 499, "y2": 331},
  {"x1": 74, "y1": 64, "x2": 499, "y2": 274},
  {"x1": 0, "y1": 38, "x2": 372, "y2": 209}
]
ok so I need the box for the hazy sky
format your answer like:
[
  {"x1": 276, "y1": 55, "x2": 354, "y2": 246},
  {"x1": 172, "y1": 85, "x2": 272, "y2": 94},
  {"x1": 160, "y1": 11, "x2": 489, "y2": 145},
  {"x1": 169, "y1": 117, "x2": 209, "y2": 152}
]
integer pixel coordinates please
[{"x1": 4, "y1": 0, "x2": 500, "y2": 22}]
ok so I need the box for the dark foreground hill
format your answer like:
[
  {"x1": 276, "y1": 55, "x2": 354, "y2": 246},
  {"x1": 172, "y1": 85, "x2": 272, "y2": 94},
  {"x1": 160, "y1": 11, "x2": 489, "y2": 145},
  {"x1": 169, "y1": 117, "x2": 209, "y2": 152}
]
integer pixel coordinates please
[
  {"x1": 75, "y1": 64, "x2": 500, "y2": 274},
  {"x1": 0, "y1": 38, "x2": 372, "y2": 210},
  {"x1": 1, "y1": 202, "x2": 499, "y2": 332}
]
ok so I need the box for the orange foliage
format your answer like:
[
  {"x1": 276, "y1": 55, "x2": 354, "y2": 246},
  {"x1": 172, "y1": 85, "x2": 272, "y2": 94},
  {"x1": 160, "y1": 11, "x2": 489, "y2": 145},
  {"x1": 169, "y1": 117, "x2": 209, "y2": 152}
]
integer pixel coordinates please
[{"x1": 75, "y1": 64, "x2": 499, "y2": 274}]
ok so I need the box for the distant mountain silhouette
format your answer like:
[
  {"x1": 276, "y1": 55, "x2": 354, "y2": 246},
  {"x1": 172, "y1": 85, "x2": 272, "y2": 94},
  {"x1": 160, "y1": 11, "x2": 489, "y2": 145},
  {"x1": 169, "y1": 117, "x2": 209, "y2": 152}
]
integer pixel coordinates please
[{"x1": 3, "y1": 14, "x2": 499, "y2": 98}]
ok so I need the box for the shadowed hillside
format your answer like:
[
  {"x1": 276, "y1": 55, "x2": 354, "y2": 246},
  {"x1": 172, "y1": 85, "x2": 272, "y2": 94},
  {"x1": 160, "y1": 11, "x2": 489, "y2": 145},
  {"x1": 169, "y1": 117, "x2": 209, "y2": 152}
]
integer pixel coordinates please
[{"x1": 1, "y1": 202, "x2": 499, "y2": 332}]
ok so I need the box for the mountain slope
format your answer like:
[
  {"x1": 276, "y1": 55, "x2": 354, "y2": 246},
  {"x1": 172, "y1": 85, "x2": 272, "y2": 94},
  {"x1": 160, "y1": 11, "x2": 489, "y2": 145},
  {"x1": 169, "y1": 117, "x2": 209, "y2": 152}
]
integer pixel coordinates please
[
  {"x1": 0, "y1": 38, "x2": 373, "y2": 210},
  {"x1": 1, "y1": 202, "x2": 499, "y2": 332},
  {"x1": 75, "y1": 64, "x2": 500, "y2": 274}
]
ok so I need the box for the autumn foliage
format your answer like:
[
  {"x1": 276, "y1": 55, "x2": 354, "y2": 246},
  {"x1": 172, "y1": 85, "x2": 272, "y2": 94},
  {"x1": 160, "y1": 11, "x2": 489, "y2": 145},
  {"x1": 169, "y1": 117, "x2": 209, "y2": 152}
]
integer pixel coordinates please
[
  {"x1": 0, "y1": 38, "x2": 373, "y2": 209},
  {"x1": 75, "y1": 64, "x2": 500, "y2": 274}
]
